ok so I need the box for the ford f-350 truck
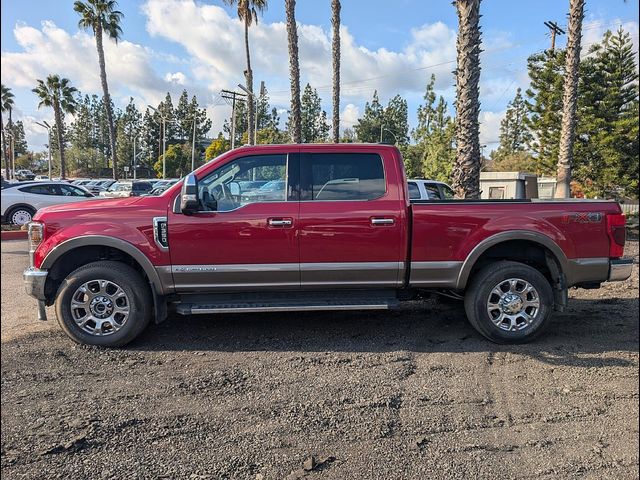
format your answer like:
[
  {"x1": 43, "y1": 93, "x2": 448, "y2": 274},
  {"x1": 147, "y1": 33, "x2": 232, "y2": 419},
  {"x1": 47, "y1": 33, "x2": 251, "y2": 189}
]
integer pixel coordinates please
[{"x1": 23, "y1": 144, "x2": 632, "y2": 347}]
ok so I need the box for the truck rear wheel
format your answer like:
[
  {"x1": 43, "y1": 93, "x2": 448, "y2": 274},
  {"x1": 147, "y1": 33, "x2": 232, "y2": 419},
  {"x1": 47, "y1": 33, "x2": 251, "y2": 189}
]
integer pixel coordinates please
[
  {"x1": 55, "y1": 261, "x2": 152, "y2": 347},
  {"x1": 464, "y1": 261, "x2": 554, "y2": 344}
]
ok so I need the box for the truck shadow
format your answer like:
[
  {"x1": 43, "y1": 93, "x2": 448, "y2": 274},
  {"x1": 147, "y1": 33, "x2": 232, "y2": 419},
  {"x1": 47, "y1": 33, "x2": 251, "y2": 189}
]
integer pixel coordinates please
[{"x1": 133, "y1": 297, "x2": 639, "y2": 368}]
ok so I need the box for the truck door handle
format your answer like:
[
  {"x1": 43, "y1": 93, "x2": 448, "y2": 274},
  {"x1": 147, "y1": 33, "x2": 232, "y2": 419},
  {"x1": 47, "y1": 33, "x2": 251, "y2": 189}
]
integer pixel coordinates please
[
  {"x1": 268, "y1": 218, "x2": 293, "y2": 227},
  {"x1": 370, "y1": 217, "x2": 395, "y2": 226}
]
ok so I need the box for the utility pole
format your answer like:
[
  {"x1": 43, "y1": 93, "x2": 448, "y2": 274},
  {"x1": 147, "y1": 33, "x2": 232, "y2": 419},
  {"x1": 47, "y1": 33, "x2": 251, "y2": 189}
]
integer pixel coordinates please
[
  {"x1": 191, "y1": 117, "x2": 197, "y2": 171},
  {"x1": 35, "y1": 121, "x2": 53, "y2": 178},
  {"x1": 132, "y1": 134, "x2": 137, "y2": 180},
  {"x1": 221, "y1": 89, "x2": 247, "y2": 149},
  {"x1": 544, "y1": 21, "x2": 565, "y2": 52},
  {"x1": 148, "y1": 105, "x2": 168, "y2": 179}
]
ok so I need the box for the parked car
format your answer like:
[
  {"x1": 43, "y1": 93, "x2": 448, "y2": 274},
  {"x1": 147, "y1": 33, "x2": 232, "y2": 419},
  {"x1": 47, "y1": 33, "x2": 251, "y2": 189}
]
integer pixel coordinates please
[
  {"x1": 146, "y1": 179, "x2": 179, "y2": 196},
  {"x1": 130, "y1": 181, "x2": 154, "y2": 197},
  {"x1": 99, "y1": 182, "x2": 132, "y2": 198},
  {"x1": 241, "y1": 179, "x2": 286, "y2": 202},
  {"x1": 85, "y1": 179, "x2": 116, "y2": 195},
  {"x1": 34, "y1": 175, "x2": 50, "y2": 181},
  {"x1": 23, "y1": 144, "x2": 632, "y2": 347},
  {"x1": 71, "y1": 179, "x2": 93, "y2": 186},
  {"x1": 15, "y1": 169, "x2": 36, "y2": 181},
  {"x1": 407, "y1": 179, "x2": 455, "y2": 200},
  {"x1": 1, "y1": 181, "x2": 95, "y2": 225}
]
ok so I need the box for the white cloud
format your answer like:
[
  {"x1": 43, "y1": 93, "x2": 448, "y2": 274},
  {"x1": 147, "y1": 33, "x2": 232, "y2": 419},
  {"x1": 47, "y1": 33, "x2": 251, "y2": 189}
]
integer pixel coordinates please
[
  {"x1": 479, "y1": 110, "x2": 504, "y2": 152},
  {"x1": 340, "y1": 103, "x2": 360, "y2": 130},
  {"x1": 165, "y1": 71, "x2": 187, "y2": 85}
]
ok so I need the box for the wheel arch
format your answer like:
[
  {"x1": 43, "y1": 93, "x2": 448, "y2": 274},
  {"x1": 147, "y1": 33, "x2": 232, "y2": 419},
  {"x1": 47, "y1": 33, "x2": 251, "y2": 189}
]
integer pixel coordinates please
[
  {"x1": 41, "y1": 236, "x2": 168, "y2": 305},
  {"x1": 456, "y1": 230, "x2": 568, "y2": 290}
]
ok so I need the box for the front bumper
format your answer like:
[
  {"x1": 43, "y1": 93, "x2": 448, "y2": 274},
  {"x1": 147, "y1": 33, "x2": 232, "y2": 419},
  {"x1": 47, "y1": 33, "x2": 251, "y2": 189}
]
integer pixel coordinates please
[
  {"x1": 609, "y1": 259, "x2": 634, "y2": 282},
  {"x1": 24, "y1": 267, "x2": 48, "y2": 301}
]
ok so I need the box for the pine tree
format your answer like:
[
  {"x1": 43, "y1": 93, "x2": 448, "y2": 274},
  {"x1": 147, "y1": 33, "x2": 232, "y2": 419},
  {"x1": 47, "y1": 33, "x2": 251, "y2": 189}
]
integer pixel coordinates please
[
  {"x1": 354, "y1": 91, "x2": 384, "y2": 142},
  {"x1": 298, "y1": 83, "x2": 329, "y2": 143},
  {"x1": 524, "y1": 50, "x2": 566, "y2": 175},
  {"x1": 383, "y1": 94, "x2": 409, "y2": 145},
  {"x1": 493, "y1": 88, "x2": 532, "y2": 162}
]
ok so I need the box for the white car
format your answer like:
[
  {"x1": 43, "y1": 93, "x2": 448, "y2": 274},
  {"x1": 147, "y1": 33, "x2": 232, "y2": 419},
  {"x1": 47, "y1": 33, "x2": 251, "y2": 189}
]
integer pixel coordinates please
[
  {"x1": 99, "y1": 181, "x2": 132, "y2": 198},
  {"x1": 407, "y1": 179, "x2": 456, "y2": 200},
  {"x1": 1, "y1": 181, "x2": 96, "y2": 225},
  {"x1": 34, "y1": 175, "x2": 50, "y2": 181}
]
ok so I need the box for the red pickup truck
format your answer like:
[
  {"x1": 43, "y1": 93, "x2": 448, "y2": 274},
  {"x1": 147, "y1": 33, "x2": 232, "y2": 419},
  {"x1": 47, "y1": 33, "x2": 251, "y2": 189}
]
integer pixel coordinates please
[{"x1": 23, "y1": 144, "x2": 632, "y2": 347}]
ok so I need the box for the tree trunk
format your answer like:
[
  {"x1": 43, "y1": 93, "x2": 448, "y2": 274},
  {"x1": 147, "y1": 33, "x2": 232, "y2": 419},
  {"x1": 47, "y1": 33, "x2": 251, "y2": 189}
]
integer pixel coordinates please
[
  {"x1": 451, "y1": 0, "x2": 482, "y2": 199},
  {"x1": 95, "y1": 23, "x2": 119, "y2": 180},
  {"x1": 555, "y1": 0, "x2": 584, "y2": 198},
  {"x1": 244, "y1": 19, "x2": 255, "y2": 146},
  {"x1": 1, "y1": 110, "x2": 9, "y2": 179},
  {"x1": 53, "y1": 100, "x2": 66, "y2": 179},
  {"x1": 331, "y1": 0, "x2": 341, "y2": 143},
  {"x1": 286, "y1": 0, "x2": 302, "y2": 143}
]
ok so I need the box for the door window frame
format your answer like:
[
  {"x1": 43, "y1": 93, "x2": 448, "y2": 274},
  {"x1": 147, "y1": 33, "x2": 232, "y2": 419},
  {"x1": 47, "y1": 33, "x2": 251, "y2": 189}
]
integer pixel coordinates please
[{"x1": 299, "y1": 152, "x2": 388, "y2": 202}]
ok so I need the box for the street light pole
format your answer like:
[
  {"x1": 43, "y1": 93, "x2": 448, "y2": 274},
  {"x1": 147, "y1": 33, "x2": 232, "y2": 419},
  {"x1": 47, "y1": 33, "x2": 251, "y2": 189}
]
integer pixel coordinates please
[
  {"x1": 191, "y1": 117, "x2": 197, "y2": 172},
  {"x1": 148, "y1": 105, "x2": 167, "y2": 179},
  {"x1": 5, "y1": 131, "x2": 15, "y2": 179},
  {"x1": 35, "y1": 121, "x2": 53, "y2": 178}
]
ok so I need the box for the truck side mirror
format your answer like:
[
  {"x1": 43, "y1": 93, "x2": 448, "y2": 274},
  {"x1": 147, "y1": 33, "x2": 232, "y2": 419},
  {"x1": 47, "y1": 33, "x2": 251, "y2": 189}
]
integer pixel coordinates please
[{"x1": 180, "y1": 174, "x2": 199, "y2": 214}]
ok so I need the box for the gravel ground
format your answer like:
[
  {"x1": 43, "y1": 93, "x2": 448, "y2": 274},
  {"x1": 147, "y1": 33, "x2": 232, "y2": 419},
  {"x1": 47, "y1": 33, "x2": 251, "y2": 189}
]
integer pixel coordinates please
[{"x1": 1, "y1": 239, "x2": 638, "y2": 479}]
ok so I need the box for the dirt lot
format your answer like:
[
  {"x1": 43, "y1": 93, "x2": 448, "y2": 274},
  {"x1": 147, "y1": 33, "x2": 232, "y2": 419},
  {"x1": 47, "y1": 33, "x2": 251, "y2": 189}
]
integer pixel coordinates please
[{"x1": 1, "y1": 239, "x2": 638, "y2": 479}]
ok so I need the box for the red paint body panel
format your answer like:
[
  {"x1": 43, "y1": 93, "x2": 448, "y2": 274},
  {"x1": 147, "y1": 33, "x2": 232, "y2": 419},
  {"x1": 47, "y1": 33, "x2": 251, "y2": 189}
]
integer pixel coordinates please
[
  {"x1": 410, "y1": 201, "x2": 621, "y2": 262},
  {"x1": 298, "y1": 145, "x2": 409, "y2": 265}
]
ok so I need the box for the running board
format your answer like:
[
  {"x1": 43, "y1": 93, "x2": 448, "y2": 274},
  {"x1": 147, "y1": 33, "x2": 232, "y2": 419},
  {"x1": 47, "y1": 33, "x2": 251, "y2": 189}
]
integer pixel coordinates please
[{"x1": 175, "y1": 291, "x2": 399, "y2": 315}]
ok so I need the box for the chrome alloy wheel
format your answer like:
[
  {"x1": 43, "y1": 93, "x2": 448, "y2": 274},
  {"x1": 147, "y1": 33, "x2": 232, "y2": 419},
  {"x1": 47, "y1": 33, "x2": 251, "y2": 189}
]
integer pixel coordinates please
[
  {"x1": 486, "y1": 278, "x2": 540, "y2": 332},
  {"x1": 70, "y1": 279, "x2": 130, "y2": 336}
]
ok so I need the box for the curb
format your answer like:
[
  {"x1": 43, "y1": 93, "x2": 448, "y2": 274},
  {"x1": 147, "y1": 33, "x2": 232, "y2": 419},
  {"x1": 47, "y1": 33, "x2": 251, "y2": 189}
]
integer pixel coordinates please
[{"x1": 1, "y1": 230, "x2": 28, "y2": 241}]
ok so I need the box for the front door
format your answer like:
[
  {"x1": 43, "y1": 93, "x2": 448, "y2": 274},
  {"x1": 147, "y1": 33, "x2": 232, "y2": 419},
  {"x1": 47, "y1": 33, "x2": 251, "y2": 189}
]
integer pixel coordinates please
[
  {"x1": 167, "y1": 151, "x2": 300, "y2": 292},
  {"x1": 298, "y1": 149, "x2": 407, "y2": 288}
]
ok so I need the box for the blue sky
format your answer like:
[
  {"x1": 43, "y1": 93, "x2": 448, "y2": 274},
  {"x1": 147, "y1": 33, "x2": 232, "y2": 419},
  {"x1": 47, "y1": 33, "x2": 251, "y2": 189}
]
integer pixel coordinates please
[{"x1": 1, "y1": 0, "x2": 638, "y2": 151}]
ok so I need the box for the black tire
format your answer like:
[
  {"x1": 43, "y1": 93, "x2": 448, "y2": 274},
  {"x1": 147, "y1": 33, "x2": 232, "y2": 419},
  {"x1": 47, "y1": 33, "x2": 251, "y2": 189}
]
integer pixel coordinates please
[
  {"x1": 8, "y1": 205, "x2": 35, "y2": 225},
  {"x1": 464, "y1": 261, "x2": 554, "y2": 344},
  {"x1": 55, "y1": 261, "x2": 152, "y2": 347}
]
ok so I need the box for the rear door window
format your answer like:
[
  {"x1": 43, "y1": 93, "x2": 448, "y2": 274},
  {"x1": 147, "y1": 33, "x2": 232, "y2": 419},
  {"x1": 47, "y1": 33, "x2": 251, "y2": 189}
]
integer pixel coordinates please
[
  {"x1": 425, "y1": 184, "x2": 442, "y2": 200},
  {"x1": 408, "y1": 182, "x2": 421, "y2": 200},
  {"x1": 305, "y1": 153, "x2": 385, "y2": 201}
]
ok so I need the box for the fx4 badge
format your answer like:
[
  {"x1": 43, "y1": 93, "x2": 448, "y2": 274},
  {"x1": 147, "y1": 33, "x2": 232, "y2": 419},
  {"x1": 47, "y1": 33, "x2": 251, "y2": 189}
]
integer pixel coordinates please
[{"x1": 562, "y1": 212, "x2": 603, "y2": 224}]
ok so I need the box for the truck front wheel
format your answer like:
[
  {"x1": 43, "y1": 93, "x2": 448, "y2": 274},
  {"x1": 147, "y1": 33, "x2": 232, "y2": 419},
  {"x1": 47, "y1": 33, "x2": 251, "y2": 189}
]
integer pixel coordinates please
[
  {"x1": 55, "y1": 261, "x2": 152, "y2": 347},
  {"x1": 464, "y1": 261, "x2": 554, "y2": 344}
]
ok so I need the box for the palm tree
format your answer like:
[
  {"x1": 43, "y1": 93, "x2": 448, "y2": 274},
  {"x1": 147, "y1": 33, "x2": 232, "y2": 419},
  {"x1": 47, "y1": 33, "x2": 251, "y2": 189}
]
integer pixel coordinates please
[
  {"x1": 74, "y1": 0, "x2": 123, "y2": 179},
  {"x1": 224, "y1": 0, "x2": 267, "y2": 146},
  {"x1": 32, "y1": 75, "x2": 78, "y2": 179},
  {"x1": 1, "y1": 84, "x2": 15, "y2": 179},
  {"x1": 555, "y1": 0, "x2": 585, "y2": 198},
  {"x1": 331, "y1": 0, "x2": 341, "y2": 143},
  {"x1": 286, "y1": 0, "x2": 301, "y2": 143},
  {"x1": 451, "y1": 0, "x2": 482, "y2": 199}
]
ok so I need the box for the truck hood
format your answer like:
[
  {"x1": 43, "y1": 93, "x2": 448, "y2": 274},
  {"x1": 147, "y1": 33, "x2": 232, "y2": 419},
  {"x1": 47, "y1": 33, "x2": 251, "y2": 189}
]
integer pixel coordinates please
[{"x1": 38, "y1": 196, "x2": 146, "y2": 215}]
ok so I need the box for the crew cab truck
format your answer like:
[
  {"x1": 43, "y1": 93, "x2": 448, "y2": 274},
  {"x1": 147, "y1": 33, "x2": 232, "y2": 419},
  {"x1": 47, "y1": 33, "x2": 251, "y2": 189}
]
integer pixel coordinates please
[{"x1": 23, "y1": 144, "x2": 633, "y2": 347}]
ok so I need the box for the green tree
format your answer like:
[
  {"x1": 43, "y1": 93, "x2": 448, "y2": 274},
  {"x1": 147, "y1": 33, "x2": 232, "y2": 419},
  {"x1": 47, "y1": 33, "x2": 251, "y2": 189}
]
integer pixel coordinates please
[
  {"x1": 32, "y1": 75, "x2": 78, "y2": 179},
  {"x1": 492, "y1": 88, "x2": 532, "y2": 165},
  {"x1": 411, "y1": 75, "x2": 455, "y2": 182},
  {"x1": 74, "y1": 0, "x2": 124, "y2": 179},
  {"x1": 205, "y1": 133, "x2": 231, "y2": 160},
  {"x1": 1, "y1": 84, "x2": 15, "y2": 179},
  {"x1": 524, "y1": 50, "x2": 566, "y2": 175},
  {"x1": 10, "y1": 121, "x2": 28, "y2": 156},
  {"x1": 354, "y1": 90, "x2": 384, "y2": 142},
  {"x1": 154, "y1": 143, "x2": 191, "y2": 178},
  {"x1": 298, "y1": 83, "x2": 329, "y2": 143},
  {"x1": 383, "y1": 94, "x2": 409, "y2": 145},
  {"x1": 574, "y1": 28, "x2": 639, "y2": 197}
]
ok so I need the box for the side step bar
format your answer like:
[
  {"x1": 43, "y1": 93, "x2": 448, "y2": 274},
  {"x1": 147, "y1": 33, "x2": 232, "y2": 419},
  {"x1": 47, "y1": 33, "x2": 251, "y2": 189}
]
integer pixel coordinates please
[{"x1": 175, "y1": 291, "x2": 400, "y2": 315}]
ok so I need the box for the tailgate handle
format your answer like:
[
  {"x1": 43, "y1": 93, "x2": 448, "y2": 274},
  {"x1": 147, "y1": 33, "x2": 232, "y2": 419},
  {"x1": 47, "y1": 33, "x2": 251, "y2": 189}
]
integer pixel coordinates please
[
  {"x1": 268, "y1": 218, "x2": 293, "y2": 227},
  {"x1": 370, "y1": 217, "x2": 395, "y2": 226}
]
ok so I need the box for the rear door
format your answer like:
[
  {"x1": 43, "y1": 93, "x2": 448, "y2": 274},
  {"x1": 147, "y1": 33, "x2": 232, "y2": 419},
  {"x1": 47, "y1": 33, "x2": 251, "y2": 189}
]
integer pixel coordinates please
[{"x1": 298, "y1": 148, "x2": 407, "y2": 288}]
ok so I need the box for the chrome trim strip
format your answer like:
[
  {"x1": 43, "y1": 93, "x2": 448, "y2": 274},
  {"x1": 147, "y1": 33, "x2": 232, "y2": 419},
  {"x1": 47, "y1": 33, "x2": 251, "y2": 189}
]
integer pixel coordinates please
[
  {"x1": 187, "y1": 304, "x2": 391, "y2": 314},
  {"x1": 608, "y1": 258, "x2": 633, "y2": 282},
  {"x1": 410, "y1": 261, "x2": 463, "y2": 288}
]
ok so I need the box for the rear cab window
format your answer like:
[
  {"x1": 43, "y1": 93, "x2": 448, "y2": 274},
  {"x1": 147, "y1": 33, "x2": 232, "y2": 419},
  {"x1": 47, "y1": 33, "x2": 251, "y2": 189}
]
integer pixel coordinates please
[
  {"x1": 303, "y1": 153, "x2": 386, "y2": 201},
  {"x1": 408, "y1": 182, "x2": 421, "y2": 200}
]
